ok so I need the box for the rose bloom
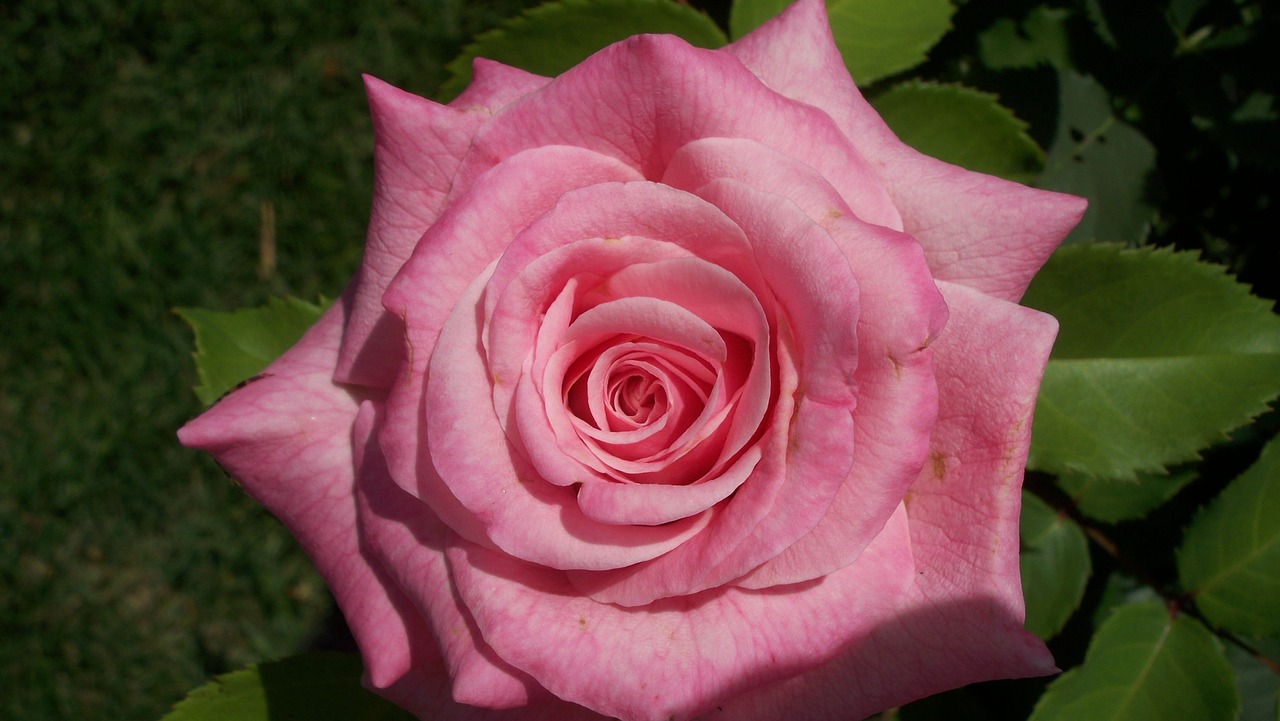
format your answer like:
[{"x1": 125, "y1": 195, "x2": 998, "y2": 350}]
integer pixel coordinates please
[{"x1": 180, "y1": 0, "x2": 1085, "y2": 718}]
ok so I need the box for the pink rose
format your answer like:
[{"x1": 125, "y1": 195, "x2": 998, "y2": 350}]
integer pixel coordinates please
[{"x1": 179, "y1": 0, "x2": 1085, "y2": 718}]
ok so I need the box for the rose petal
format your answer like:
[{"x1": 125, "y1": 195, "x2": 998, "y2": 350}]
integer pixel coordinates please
[
  {"x1": 451, "y1": 58, "x2": 550, "y2": 113},
  {"x1": 382, "y1": 145, "x2": 642, "y2": 361},
  {"x1": 484, "y1": 182, "x2": 770, "y2": 432},
  {"x1": 447, "y1": 504, "x2": 914, "y2": 721},
  {"x1": 177, "y1": 303, "x2": 433, "y2": 693},
  {"x1": 414, "y1": 264, "x2": 711, "y2": 570},
  {"x1": 355, "y1": 402, "x2": 545, "y2": 708},
  {"x1": 664, "y1": 136, "x2": 853, "y2": 227},
  {"x1": 337, "y1": 78, "x2": 487, "y2": 387},
  {"x1": 718, "y1": 280, "x2": 1057, "y2": 718},
  {"x1": 707, "y1": 191, "x2": 948, "y2": 589},
  {"x1": 727, "y1": 0, "x2": 1086, "y2": 301},
  {"x1": 455, "y1": 32, "x2": 901, "y2": 229}
]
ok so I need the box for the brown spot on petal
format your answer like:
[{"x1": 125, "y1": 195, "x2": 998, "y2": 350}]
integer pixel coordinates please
[
  {"x1": 930, "y1": 452, "x2": 947, "y2": 481},
  {"x1": 827, "y1": 208, "x2": 843, "y2": 219},
  {"x1": 887, "y1": 352, "x2": 903, "y2": 379},
  {"x1": 577, "y1": 616, "x2": 587, "y2": 630},
  {"x1": 603, "y1": 236, "x2": 622, "y2": 245}
]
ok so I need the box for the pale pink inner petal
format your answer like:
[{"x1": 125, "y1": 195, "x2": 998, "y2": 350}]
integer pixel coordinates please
[
  {"x1": 549, "y1": 308, "x2": 733, "y2": 480},
  {"x1": 382, "y1": 145, "x2": 641, "y2": 362},
  {"x1": 575, "y1": 444, "x2": 762, "y2": 526},
  {"x1": 564, "y1": 336, "x2": 818, "y2": 605},
  {"x1": 581, "y1": 258, "x2": 772, "y2": 474},
  {"x1": 570, "y1": 344, "x2": 711, "y2": 456},
  {"x1": 390, "y1": 262, "x2": 711, "y2": 571}
]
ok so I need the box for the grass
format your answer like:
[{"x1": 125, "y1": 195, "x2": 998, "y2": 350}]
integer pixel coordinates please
[{"x1": 0, "y1": 1, "x2": 533, "y2": 718}]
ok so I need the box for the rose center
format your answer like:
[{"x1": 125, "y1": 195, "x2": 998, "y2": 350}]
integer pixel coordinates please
[{"x1": 609, "y1": 370, "x2": 665, "y2": 423}]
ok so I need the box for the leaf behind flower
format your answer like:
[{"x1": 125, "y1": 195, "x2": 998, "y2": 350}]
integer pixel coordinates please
[
  {"x1": 1028, "y1": 603, "x2": 1238, "y2": 721},
  {"x1": 871, "y1": 81, "x2": 1044, "y2": 185},
  {"x1": 1178, "y1": 435, "x2": 1280, "y2": 636},
  {"x1": 439, "y1": 0, "x2": 727, "y2": 102},
  {"x1": 160, "y1": 652, "x2": 414, "y2": 721},
  {"x1": 1024, "y1": 244, "x2": 1280, "y2": 479},
  {"x1": 1020, "y1": 492, "x2": 1091, "y2": 640},
  {"x1": 730, "y1": 0, "x2": 954, "y2": 85},
  {"x1": 175, "y1": 296, "x2": 328, "y2": 406}
]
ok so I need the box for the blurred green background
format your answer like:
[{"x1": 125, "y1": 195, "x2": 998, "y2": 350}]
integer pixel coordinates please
[{"x1": 0, "y1": 1, "x2": 533, "y2": 718}]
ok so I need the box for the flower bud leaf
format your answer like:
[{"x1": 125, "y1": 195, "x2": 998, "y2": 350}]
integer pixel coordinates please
[
  {"x1": 439, "y1": 0, "x2": 727, "y2": 102},
  {"x1": 1023, "y1": 244, "x2": 1280, "y2": 479},
  {"x1": 1028, "y1": 603, "x2": 1238, "y2": 721},
  {"x1": 730, "y1": 0, "x2": 954, "y2": 85},
  {"x1": 1020, "y1": 492, "x2": 1091, "y2": 640},
  {"x1": 1178, "y1": 435, "x2": 1280, "y2": 636},
  {"x1": 160, "y1": 652, "x2": 414, "y2": 721},
  {"x1": 175, "y1": 296, "x2": 327, "y2": 406},
  {"x1": 871, "y1": 80, "x2": 1044, "y2": 185}
]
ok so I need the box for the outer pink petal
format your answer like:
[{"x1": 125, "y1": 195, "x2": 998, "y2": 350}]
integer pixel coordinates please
[
  {"x1": 448, "y1": 505, "x2": 915, "y2": 721},
  {"x1": 912, "y1": 280, "x2": 1057, "y2": 615},
  {"x1": 716, "y1": 280, "x2": 1058, "y2": 719},
  {"x1": 176, "y1": 304, "x2": 434, "y2": 696},
  {"x1": 727, "y1": 0, "x2": 1086, "y2": 301},
  {"x1": 451, "y1": 58, "x2": 550, "y2": 112},
  {"x1": 337, "y1": 77, "x2": 487, "y2": 387},
  {"x1": 354, "y1": 402, "x2": 540, "y2": 709},
  {"x1": 455, "y1": 32, "x2": 900, "y2": 230},
  {"x1": 354, "y1": 411, "x2": 608, "y2": 721}
]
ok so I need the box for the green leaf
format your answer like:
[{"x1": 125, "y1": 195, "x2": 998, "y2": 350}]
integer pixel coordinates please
[
  {"x1": 161, "y1": 652, "x2": 414, "y2": 721},
  {"x1": 1028, "y1": 603, "x2": 1238, "y2": 721},
  {"x1": 439, "y1": 0, "x2": 727, "y2": 102},
  {"x1": 1023, "y1": 244, "x2": 1280, "y2": 479},
  {"x1": 977, "y1": 6, "x2": 1072, "y2": 71},
  {"x1": 1020, "y1": 492, "x2": 1090, "y2": 640},
  {"x1": 1037, "y1": 72, "x2": 1156, "y2": 244},
  {"x1": 1178, "y1": 435, "x2": 1280, "y2": 636},
  {"x1": 1059, "y1": 468, "x2": 1198, "y2": 523},
  {"x1": 1091, "y1": 573, "x2": 1162, "y2": 629},
  {"x1": 175, "y1": 296, "x2": 327, "y2": 406},
  {"x1": 729, "y1": 0, "x2": 955, "y2": 85},
  {"x1": 728, "y1": 0, "x2": 789, "y2": 41},
  {"x1": 870, "y1": 81, "x2": 1044, "y2": 184}
]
